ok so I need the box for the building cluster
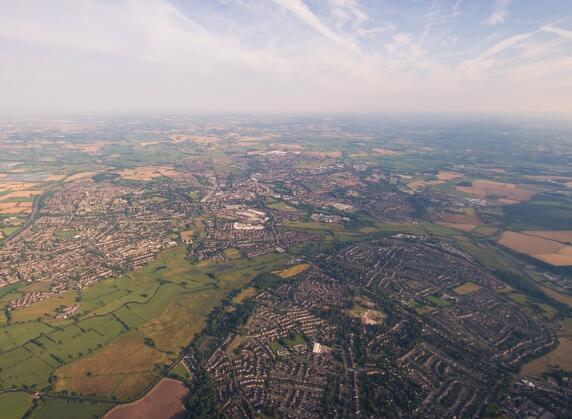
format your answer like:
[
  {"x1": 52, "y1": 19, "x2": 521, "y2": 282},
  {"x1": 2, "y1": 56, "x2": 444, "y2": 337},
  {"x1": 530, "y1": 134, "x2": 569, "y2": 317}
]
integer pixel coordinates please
[
  {"x1": 1, "y1": 179, "x2": 190, "y2": 310},
  {"x1": 191, "y1": 236, "x2": 560, "y2": 418}
]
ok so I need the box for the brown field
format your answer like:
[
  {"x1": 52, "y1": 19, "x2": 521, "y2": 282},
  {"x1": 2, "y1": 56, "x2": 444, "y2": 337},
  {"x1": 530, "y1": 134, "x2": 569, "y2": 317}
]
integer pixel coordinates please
[
  {"x1": 520, "y1": 337, "x2": 572, "y2": 377},
  {"x1": 55, "y1": 333, "x2": 167, "y2": 397},
  {"x1": 453, "y1": 282, "x2": 482, "y2": 295},
  {"x1": 524, "y1": 230, "x2": 572, "y2": 244},
  {"x1": 65, "y1": 172, "x2": 98, "y2": 182},
  {"x1": 497, "y1": 231, "x2": 565, "y2": 254},
  {"x1": 119, "y1": 166, "x2": 179, "y2": 181},
  {"x1": 350, "y1": 151, "x2": 370, "y2": 157},
  {"x1": 0, "y1": 182, "x2": 36, "y2": 192},
  {"x1": 332, "y1": 173, "x2": 361, "y2": 187},
  {"x1": 361, "y1": 309, "x2": 385, "y2": 325},
  {"x1": 179, "y1": 230, "x2": 194, "y2": 242},
  {"x1": 0, "y1": 201, "x2": 32, "y2": 214},
  {"x1": 437, "y1": 171, "x2": 462, "y2": 181},
  {"x1": 0, "y1": 190, "x2": 41, "y2": 199},
  {"x1": 407, "y1": 180, "x2": 443, "y2": 190},
  {"x1": 0, "y1": 202, "x2": 19, "y2": 210},
  {"x1": 457, "y1": 180, "x2": 536, "y2": 201},
  {"x1": 538, "y1": 285, "x2": 572, "y2": 308},
  {"x1": 105, "y1": 378, "x2": 188, "y2": 419},
  {"x1": 46, "y1": 174, "x2": 66, "y2": 181},
  {"x1": 274, "y1": 263, "x2": 311, "y2": 279},
  {"x1": 232, "y1": 287, "x2": 257, "y2": 304},
  {"x1": 373, "y1": 147, "x2": 400, "y2": 156},
  {"x1": 140, "y1": 141, "x2": 163, "y2": 148},
  {"x1": 533, "y1": 246, "x2": 572, "y2": 266},
  {"x1": 113, "y1": 373, "x2": 160, "y2": 400}
]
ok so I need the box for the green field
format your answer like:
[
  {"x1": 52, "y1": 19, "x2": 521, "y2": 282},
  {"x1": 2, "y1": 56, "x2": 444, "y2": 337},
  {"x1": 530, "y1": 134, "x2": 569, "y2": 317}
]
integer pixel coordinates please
[
  {"x1": 0, "y1": 391, "x2": 34, "y2": 419},
  {"x1": 0, "y1": 246, "x2": 290, "y2": 399},
  {"x1": 29, "y1": 398, "x2": 114, "y2": 419}
]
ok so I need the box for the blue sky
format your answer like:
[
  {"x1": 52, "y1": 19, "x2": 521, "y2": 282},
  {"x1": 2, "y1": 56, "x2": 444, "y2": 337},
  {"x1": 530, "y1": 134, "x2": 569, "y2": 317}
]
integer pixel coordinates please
[{"x1": 1, "y1": 0, "x2": 571, "y2": 115}]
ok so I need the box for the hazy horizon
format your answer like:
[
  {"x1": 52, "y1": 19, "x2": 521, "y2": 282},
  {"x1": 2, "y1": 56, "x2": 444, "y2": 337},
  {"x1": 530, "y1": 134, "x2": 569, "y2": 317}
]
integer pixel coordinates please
[{"x1": 2, "y1": 0, "x2": 572, "y2": 115}]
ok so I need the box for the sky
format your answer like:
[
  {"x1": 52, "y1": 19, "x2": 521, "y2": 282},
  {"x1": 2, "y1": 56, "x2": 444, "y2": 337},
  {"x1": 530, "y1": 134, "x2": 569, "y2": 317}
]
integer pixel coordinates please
[{"x1": 1, "y1": 0, "x2": 571, "y2": 115}]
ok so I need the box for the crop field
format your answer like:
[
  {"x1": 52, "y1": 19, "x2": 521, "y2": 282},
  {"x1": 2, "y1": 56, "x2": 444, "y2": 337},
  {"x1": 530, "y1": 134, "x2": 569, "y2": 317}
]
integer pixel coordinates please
[
  {"x1": 437, "y1": 171, "x2": 462, "y2": 181},
  {"x1": 267, "y1": 200, "x2": 298, "y2": 212},
  {"x1": 0, "y1": 391, "x2": 33, "y2": 419},
  {"x1": 10, "y1": 290, "x2": 77, "y2": 323},
  {"x1": 232, "y1": 287, "x2": 257, "y2": 304},
  {"x1": 0, "y1": 245, "x2": 290, "y2": 399},
  {"x1": 520, "y1": 337, "x2": 572, "y2": 377},
  {"x1": 275, "y1": 263, "x2": 311, "y2": 278},
  {"x1": 118, "y1": 166, "x2": 179, "y2": 181},
  {"x1": 498, "y1": 231, "x2": 564, "y2": 254},
  {"x1": 105, "y1": 378, "x2": 188, "y2": 419},
  {"x1": 28, "y1": 398, "x2": 114, "y2": 419},
  {"x1": 523, "y1": 230, "x2": 572, "y2": 244},
  {"x1": 456, "y1": 180, "x2": 536, "y2": 202},
  {"x1": 498, "y1": 231, "x2": 572, "y2": 266}
]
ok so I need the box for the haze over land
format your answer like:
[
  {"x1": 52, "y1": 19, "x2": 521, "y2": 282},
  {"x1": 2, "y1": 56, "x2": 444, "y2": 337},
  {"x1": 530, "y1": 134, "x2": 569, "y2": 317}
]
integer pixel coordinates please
[
  {"x1": 2, "y1": 1, "x2": 572, "y2": 419},
  {"x1": 1, "y1": 0, "x2": 572, "y2": 115}
]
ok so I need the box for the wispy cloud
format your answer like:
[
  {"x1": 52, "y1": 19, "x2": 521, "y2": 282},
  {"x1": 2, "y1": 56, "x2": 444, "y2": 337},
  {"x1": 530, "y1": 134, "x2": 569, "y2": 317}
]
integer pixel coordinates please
[
  {"x1": 272, "y1": 0, "x2": 359, "y2": 53},
  {"x1": 453, "y1": 0, "x2": 463, "y2": 18},
  {"x1": 485, "y1": 0, "x2": 511, "y2": 26},
  {"x1": 0, "y1": 0, "x2": 570, "y2": 115}
]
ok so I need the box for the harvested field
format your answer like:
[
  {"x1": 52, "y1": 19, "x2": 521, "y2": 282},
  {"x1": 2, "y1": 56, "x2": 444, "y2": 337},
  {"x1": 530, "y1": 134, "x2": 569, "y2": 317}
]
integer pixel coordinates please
[
  {"x1": 119, "y1": 166, "x2": 179, "y2": 181},
  {"x1": 533, "y1": 246, "x2": 572, "y2": 266},
  {"x1": 520, "y1": 337, "x2": 572, "y2": 376},
  {"x1": 140, "y1": 141, "x2": 163, "y2": 147},
  {"x1": 275, "y1": 263, "x2": 311, "y2": 278},
  {"x1": 523, "y1": 230, "x2": 572, "y2": 244},
  {"x1": 407, "y1": 180, "x2": 443, "y2": 190},
  {"x1": 65, "y1": 171, "x2": 98, "y2": 182},
  {"x1": 457, "y1": 180, "x2": 536, "y2": 201},
  {"x1": 497, "y1": 231, "x2": 564, "y2": 254},
  {"x1": 232, "y1": 287, "x2": 257, "y2": 304},
  {"x1": 0, "y1": 190, "x2": 41, "y2": 199},
  {"x1": 0, "y1": 182, "x2": 36, "y2": 192},
  {"x1": 453, "y1": 282, "x2": 482, "y2": 295},
  {"x1": 373, "y1": 147, "x2": 400, "y2": 156},
  {"x1": 46, "y1": 174, "x2": 66, "y2": 181},
  {"x1": 538, "y1": 285, "x2": 572, "y2": 308},
  {"x1": 55, "y1": 333, "x2": 167, "y2": 397},
  {"x1": 437, "y1": 171, "x2": 462, "y2": 181},
  {"x1": 0, "y1": 201, "x2": 32, "y2": 214},
  {"x1": 104, "y1": 378, "x2": 188, "y2": 419}
]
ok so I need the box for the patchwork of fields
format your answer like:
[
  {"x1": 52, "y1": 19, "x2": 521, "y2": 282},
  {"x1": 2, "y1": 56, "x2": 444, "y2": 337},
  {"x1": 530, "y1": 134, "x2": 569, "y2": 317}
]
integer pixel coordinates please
[{"x1": 0, "y1": 246, "x2": 289, "y2": 401}]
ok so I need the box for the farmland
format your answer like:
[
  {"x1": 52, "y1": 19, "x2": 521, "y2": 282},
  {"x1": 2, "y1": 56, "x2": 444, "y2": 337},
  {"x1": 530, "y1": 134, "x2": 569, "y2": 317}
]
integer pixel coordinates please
[
  {"x1": 104, "y1": 378, "x2": 188, "y2": 419},
  {"x1": 0, "y1": 244, "x2": 290, "y2": 400},
  {"x1": 1, "y1": 115, "x2": 572, "y2": 417}
]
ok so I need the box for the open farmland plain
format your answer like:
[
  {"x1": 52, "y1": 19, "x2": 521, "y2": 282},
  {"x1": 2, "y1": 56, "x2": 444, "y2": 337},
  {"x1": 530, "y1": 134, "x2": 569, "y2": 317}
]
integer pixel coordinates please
[{"x1": 0, "y1": 115, "x2": 571, "y2": 418}]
